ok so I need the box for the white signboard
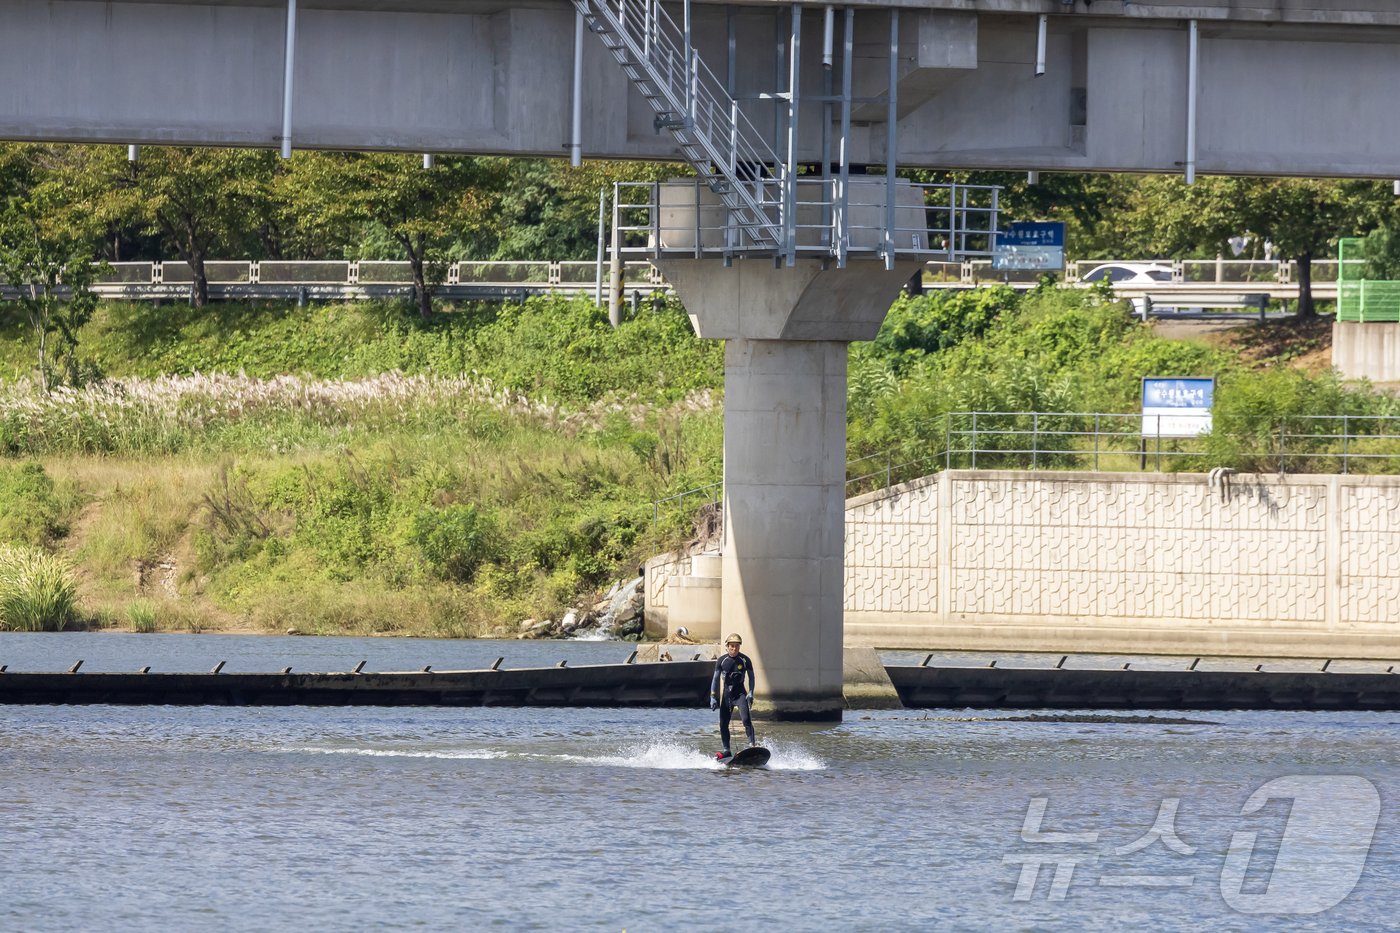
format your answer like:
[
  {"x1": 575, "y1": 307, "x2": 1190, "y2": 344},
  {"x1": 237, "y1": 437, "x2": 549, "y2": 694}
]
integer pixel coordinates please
[{"x1": 1142, "y1": 377, "x2": 1214, "y2": 438}]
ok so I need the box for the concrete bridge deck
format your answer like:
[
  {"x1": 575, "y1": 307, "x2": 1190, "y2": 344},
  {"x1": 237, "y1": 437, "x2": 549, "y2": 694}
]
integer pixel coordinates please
[{"x1": 6, "y1": 0, "x2": 1400, "y2": 176}]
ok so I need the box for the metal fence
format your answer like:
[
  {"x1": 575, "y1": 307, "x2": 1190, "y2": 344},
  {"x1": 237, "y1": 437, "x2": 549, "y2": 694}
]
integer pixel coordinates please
[
  {"x1": 654, "y1": 411, "x2": 1400, "y2": 527},
  {"x1": 1336, "y1": 238, "x2": 1400, "y2": 322},
  {"x1": 611, "y1": 179, "x2": 1001, "y2": 264}
]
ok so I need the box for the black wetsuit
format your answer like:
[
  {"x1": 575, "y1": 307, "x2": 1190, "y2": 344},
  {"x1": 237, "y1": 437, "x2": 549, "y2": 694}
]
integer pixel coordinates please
[{"x1": 711, "y1": 651, "x2": 756, "y2": 752}]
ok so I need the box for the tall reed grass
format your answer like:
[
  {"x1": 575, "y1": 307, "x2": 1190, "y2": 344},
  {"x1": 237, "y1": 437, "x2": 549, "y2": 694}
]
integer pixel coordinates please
[
  {"x1": 0, "y1": 544, "x2": 79, "y2": 632},
  {"x1": 0, "y1": 371, "x2": 717, "y2": 457}
]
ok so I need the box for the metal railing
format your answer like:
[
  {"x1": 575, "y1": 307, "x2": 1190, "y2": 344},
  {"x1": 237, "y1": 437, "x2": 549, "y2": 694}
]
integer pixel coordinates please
[
  {"x1": 0, "y1": 259, "x2": 669, "y2": 305},
  {"x1": 940, "y1": 257, "x2": 1339, "y2": 299},
  {"x1": 614, "y1": 179, "x2": 1000, "y2": 263},
  {"x1": 6, "y1": 255, "x2": 1352, "y2": 305},
  {"x1": 575, "y1": 0, "x2": 787, "y2": 250},
  {"x1": 653, "y1": 411, "x2": 1400, "y2": 529},
  {"x1": 1336, "y1": 239, "x2": 1400, "y2": 322},
  {"x1": 922, "y1": 411, "x2": 1400, "y2": 477}
]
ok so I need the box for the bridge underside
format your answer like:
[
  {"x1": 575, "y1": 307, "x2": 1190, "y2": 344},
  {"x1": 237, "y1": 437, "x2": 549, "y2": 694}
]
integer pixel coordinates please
[{"x1": 3, "y1": 0, "x2": 1400, "y2": 177}]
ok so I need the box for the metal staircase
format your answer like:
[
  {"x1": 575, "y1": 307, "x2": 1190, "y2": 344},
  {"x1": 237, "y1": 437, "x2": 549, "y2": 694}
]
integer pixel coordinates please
[{"x1": 573, "y1": 0, "x2": 788, "y2": 255}]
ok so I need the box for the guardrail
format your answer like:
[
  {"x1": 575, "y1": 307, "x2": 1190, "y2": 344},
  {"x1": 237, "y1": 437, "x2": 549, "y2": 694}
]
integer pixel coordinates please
[
  {"x1": 0, "y1": 257, "x2": 1347, "y2": 307},
  {"x1": 923, "y1": 257, "x2": 1340, "y2": 301},
  {"x1": 0, "y1": 260, "x2": 669, "y2": 305}
]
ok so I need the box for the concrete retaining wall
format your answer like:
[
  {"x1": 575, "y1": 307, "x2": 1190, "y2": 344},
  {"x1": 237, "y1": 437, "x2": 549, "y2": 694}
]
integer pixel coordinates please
[
  {"x1": 649, "y1": 470, "x2": 1400, "y2": 658},
  {"x1": 1333, "y1": 321, "x2": 1400, "y2": 383}
]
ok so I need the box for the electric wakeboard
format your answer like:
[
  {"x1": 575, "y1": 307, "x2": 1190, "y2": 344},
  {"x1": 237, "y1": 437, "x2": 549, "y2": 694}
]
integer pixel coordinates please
[{"x1": 717, "y1": 746, "x2": 771, "y2": 768}]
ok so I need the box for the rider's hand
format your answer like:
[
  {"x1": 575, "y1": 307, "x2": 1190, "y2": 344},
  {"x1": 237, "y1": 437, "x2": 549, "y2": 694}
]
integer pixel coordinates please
[
  {"x1": 709, "y1": 696, "x2": 718, "y2": 710},
  {"x1": 746, "y1": 693, "x2": 754, "y2": 706}
]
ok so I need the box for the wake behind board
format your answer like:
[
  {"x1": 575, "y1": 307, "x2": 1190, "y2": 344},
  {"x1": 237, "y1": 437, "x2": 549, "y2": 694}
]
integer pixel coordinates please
[{"x1": 721, "y1": 746, "x2": 771, "y2": 768}]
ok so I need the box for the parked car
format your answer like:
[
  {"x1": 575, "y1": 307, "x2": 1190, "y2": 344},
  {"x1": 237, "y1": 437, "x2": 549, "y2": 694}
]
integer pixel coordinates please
[
  {"x1": 1077, "y1": 262, "x2": 1177, "y2": 316},
  {"x1": 1078, "y1": 262, "x2": 1175, "y2": 286}
]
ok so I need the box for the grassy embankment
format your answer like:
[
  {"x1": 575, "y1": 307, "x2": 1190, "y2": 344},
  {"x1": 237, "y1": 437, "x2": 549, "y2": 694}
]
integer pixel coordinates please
[
  {"x1": 0, "y1": 296, "x2": 723, "y2": 635},
  {"x1": 0, "y1": 284, "x2": 1390, "y2": 635}
]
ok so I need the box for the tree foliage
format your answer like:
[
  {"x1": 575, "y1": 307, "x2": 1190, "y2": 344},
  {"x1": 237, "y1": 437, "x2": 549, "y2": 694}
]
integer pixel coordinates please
[
  {"x1": 0, "y1": 195, "x2": 102, "y2": 391},
  {"x1": 279, "y1": 153, "x2": 507, "y2": 319},
  {"x1": 1360, "y1": 225, "x2": 1400, "y2": 281},
  {"x1": 57, "y1": 147, "x2": 280, "y2": 307}
]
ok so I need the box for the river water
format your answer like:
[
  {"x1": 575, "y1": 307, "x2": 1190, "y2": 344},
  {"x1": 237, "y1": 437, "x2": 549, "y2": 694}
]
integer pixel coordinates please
[{"x1": 2, "y1": 633, "x2": 1397, "y2": 931}]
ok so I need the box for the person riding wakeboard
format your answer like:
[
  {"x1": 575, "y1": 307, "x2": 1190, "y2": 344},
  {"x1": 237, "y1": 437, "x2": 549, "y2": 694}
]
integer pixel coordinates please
[{"x1": 710, "y1": 633, "x2": 756, "y2": 760}]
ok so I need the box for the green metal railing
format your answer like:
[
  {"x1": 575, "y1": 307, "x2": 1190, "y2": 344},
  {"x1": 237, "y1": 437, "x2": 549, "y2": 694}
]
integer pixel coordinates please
[{"x1": 1337, "y1": 238, "x2": 1400, "y2": 322}]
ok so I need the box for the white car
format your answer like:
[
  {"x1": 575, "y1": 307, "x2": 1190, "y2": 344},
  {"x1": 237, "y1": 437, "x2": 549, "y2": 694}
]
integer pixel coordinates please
[{"x1": 1077, "y1": 263, "x2": 1176, "y2": 316}]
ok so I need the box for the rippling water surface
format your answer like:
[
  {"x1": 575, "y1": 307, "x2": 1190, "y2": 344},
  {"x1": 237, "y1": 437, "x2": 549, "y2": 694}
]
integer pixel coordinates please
[{"x1": 2, "y1": 634, "x2": 1397, "y2": 931}]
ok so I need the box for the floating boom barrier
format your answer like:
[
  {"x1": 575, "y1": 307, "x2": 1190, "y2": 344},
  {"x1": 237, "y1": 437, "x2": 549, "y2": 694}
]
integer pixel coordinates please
[{"x1": 3, "y1": 654, "x2": 1400, "y2": 711}]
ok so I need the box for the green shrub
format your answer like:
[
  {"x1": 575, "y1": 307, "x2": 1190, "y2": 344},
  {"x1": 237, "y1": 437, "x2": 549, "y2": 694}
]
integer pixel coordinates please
[
  {"x1": 0, "y1": 544, "x2": 79, "y2": 632},
  {"x1": 405, "y1": 502, "x2": 500, "y2": 582},
  {"x1": 872, "y1": 287, "x2": 1017, "y2": 366},
  {"x1": 0, "y1": 462, "x2": 73, "y2": 547}
]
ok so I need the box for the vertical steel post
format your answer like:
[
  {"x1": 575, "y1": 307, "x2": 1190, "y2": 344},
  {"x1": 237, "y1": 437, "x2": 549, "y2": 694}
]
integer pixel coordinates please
[
  {"x1": 694, "y1": 178, "x2": 703, "y2": 259},
  {"x1": 595, "y1": 188, "x2": 607, "y2": 308},
  {"x1": 838, "y1": 6, "x2": 853, "y2": 268},
  {"x1": 1185, "y1": 19, "x2": 1198, "y2": 185},
  {"x1": 946, "y1": 185, "x2": 956, "y2": 260},
  {"x1": 821, "y1": 6, "x2": 835, "y2": 249},
  {"x1": 609, "y1": 183, "x2": 624, "y2": 326},
  {"x1": 884, "y1": 9, "x2": 899, "y2": 270},
  {"x1": 727, "y1": 6, "x2": 737, "y2": 97},
  {"x1": 1343, "y1": 414, "x2": 1350, "y2": 474},
  {"x1": 786, "y1": 4, "x2": 801, "y2": 265},
  {"x1": 1094, "y1": 413, "x2": 1101, "y2": 471},
  {"x1": 945, "y1": 413, "x2": 951, "y2": 471},
  {"x1": 127, "y1": 145, "x2": 139, "y2": 162},
  {"x1": 683, "y1": 0, "x2": 693, "y2": 117},
  {"x1": 990, "y1": 185, "x2": 1000, "y2": 251},
  {"x1": 728, "y1": 5, "x2": 738, "y2": 189},
  {"x1": 774, "y1": 8, "x2": 787, "y2": 155},
  {"x1": 281, "y1": 0, "x2": 297, "y2": 159},
  {"x1": 571, "y1": 9, "x2": 585, "y2": 167},
  {"x1": 1035, "y1": 14, "x2": 1047, "y2": 76}
]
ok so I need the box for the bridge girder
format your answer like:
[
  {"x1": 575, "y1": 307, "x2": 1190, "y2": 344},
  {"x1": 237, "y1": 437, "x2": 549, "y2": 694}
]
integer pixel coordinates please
[{"x1": 1, "y1": 0, "x2": 1399, "y2": 177}]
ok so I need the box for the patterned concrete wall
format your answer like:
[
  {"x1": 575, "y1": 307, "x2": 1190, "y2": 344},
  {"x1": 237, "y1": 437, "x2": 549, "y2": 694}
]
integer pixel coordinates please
[
  {"x1": 845, "y1": 470, "x2": 1400, "y2": 657},
  {"x1": 1341, "y1": 485, "x2": 1400, "y2": 626},
  {"x1": 648, "y1": 470, "x2": 1400, "y2": 656}
]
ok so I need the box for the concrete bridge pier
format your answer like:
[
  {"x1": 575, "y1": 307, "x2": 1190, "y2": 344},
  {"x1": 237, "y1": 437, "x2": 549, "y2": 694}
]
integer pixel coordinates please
[{"x1": 659, "y1": 258, "x2": 917, "y2": 721}]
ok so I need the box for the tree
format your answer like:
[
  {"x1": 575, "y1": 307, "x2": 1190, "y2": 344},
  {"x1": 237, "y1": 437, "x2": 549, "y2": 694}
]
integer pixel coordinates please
[
  {"x1": 489, "y1": 159, "x2": 684, "y2": 261},
  {"x1": 280, "y1": 153, "x2": 505, "y2": 320},
  {"x1": 1359, "y1": 224, "x2": 1400, "y2": 281},
  {"x1": 1118, "y1": 176, "x2": 1399, "y2": 316},
  {"x1": 906, "y1": 169, "x2": 1138, "y2": 259},
  {"x1": 0, "y1": 197, "x2": 101, "y2": 392},
  {"x1": 90, "y1": 147, "x2": 277, "y2": 306}
]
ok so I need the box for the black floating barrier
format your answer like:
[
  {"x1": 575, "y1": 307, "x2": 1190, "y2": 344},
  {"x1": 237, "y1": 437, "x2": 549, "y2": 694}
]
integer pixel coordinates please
[
  {"x1": 0, "y1": 660, "x2": 715, "y2": 708},
  {"x1": 885, "y1": 664, "x2": 1400, "y2": 712}
]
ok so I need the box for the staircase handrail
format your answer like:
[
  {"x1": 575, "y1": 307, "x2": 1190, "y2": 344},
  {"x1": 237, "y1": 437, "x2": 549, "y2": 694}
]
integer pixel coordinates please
[
  {"x1": 603, "y1": 0, "x2": 783, "y2": 174},
  {"x1": 583, "y1": 0, "x2": 787, "y2": 229}
]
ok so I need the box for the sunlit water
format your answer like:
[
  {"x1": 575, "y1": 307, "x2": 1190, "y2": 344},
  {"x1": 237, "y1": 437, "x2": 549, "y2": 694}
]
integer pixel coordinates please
[{"x1": 1, "y1": 634, "x2": 1397, "y2": 931}]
